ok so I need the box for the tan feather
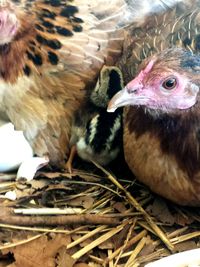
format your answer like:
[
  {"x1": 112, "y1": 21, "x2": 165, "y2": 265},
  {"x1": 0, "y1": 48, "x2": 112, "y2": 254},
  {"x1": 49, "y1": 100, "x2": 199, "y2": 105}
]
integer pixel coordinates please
[{"x1": 0, "y1": 0, "x2": 187, "y2": 166}]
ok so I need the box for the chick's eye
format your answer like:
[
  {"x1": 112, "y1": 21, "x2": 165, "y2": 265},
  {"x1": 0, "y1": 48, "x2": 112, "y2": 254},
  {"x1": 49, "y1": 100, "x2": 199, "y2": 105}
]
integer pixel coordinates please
[{"x1": 162, "y1": 78, "x2": 177, "y2": 90}]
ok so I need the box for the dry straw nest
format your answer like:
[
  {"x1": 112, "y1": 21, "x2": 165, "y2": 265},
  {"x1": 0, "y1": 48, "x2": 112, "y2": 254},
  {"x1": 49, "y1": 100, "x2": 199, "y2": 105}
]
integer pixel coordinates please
[{"x1": 0, "y1": 157, "x2": 200, "y2": 267}]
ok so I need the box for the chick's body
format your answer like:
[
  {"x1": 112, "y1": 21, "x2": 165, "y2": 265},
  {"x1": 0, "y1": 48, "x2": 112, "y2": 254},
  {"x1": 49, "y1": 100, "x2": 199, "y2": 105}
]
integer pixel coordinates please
[
  {"x1": 108, "y1": 1, "x2": 200, "y2": 206},
  {"x1": 66, "y1": 66, "x2": 123, "y2": 171}
]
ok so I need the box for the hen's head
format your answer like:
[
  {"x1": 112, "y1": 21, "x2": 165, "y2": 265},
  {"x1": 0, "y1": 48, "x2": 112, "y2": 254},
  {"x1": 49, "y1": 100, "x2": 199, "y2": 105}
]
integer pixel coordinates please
[
  {"x1": 108, "y1": 48, "x2": 200, "y2": 116},
  {"x1": 0, "y1": 0, "x2": 19, "y2": 45}
]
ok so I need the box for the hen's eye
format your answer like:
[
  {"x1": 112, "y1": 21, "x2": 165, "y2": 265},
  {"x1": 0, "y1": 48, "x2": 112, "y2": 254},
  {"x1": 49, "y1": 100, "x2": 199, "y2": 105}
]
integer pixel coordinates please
[{"x1": 162, "y1": 78, "x2": 177, "y2": 90}]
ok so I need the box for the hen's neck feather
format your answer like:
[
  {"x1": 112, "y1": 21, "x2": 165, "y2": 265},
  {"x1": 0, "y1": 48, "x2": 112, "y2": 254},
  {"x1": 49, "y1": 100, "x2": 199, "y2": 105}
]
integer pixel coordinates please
[{"x1": 118, "y1": 4, "x2": 200, "y2": 83}]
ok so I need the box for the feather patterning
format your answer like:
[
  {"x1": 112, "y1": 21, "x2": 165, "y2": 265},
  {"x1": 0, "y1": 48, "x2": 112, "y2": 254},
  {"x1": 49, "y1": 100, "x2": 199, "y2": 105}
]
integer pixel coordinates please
[
  {"x1": 108, "y1": 1, "x2": 200, "y2": 206},
  {"x1": 0, "y1": 0, "x2": 186, "y2": 167},
  {"x1": 65, "y1": 65, "x2": 124, "y2": 173}
]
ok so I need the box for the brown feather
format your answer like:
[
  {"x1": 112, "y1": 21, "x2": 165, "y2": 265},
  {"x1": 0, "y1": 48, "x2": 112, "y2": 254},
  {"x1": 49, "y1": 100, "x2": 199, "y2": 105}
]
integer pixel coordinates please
[
  {"x1": 115, "y1": 1, "x2": 200, "y2": 206},
  {"x1": 118, "y1": 3, "x2": 200, "y2": 83},
  {"x1": 0, "y1": 0, "x2": 185, "y2": 167}
]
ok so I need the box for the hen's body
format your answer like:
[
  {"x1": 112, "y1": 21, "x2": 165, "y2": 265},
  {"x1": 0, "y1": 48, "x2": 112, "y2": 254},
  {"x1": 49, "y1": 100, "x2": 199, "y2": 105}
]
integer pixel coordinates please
[
  {"x1": 109, "y1": 2, "x2": 200, "y2": 206},
  {"x1": 0, "y1": 0, "x2": 183, "y2": 167},
  {"x1": 1, "y1": 0, "x2": 130, "y2": 167}
]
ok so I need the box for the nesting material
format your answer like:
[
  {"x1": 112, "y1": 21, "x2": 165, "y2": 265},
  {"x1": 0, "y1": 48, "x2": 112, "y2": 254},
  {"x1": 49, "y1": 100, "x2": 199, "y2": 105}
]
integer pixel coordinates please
[{"x1": 0, "y1": 162, "x2": 199, "y2": 266}]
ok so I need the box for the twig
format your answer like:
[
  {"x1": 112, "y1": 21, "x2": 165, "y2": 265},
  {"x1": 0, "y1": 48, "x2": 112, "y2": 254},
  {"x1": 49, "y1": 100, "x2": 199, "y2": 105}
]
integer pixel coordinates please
[
  {"x1": 0, "y1": 174, "x2": 16, "y2": 181},
  {"x1": 0, "y1": 208, "x2": 119, "y2": 226},
  {"x1": 114, "y1": 219, "x2": 137, "y2": 266},
  {"x1": 89, "y1": 255, "x2": 104, "y2": 265},
  {"x1": 14, "y1": 208, "x2": 87, "y2": 215},
  {"x1": 0, "y1": 223, "x2": 86, "y2": 234},
  {"x1": 105, "y1": 230, "x2": 147, "y2": 264},
  {"x1": 67, "y1": 225, "x2": 107, "y2": 249},
  {"x1": 125, "y1": 237, "x2": 147, "y2": 267},
  {"x1": 171, "y1": 231, "x2": 200, "y2": 244},
  {"x1": 72, "y1": 220, "x2": 130, "y2": 260},
  {"x1": 0, "y1": 234, "x2": 43, "y2": 250},
  {"x1": 108, "y1": 250, "x2": 114, "y2": 267}
]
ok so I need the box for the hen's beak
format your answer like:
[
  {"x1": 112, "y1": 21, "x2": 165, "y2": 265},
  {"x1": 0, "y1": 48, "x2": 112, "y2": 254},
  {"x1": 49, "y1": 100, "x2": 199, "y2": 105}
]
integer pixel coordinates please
[
  {"x1": 107, "y1": 87, "x2": 131, "y2": 112},
  {"x1": 107, "y1": 87, "x2": 133, "y2": 112},
  {"x1": 107, "y1": 60, "x2": 156, "y2": 112}
]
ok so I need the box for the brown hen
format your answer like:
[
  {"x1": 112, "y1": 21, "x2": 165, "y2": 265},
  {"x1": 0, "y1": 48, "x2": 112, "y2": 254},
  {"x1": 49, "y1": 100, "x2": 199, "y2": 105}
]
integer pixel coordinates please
[
  {"x1": 0, "y1": 0, "x2": 185, "y2": 168},
  {"x1": 108, "y1": 1, "x2": 200, "y2": 206}
]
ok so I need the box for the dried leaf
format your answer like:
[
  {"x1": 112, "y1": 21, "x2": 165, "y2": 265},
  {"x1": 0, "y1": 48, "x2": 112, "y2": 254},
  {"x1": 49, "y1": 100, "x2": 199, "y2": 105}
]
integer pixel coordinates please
[
  {"x1": 113, "y1": 202, "x2": 127, "y2": 213},
  {"x1": 56, "y1": 246, "x2": 76, "y2": 267},
  {"x1": 14, "y1": 186, "x2": 35, "y2": 200},
  {"x1": 38, "y1": 172, "x2": 66, "y2": 179},
  {"x1": 174, "y1": 213, "x2": 194, "y2": 226},
  {"x1": 112, "y1": 224, "x2": 131, "y2": 249},
  {"x1": 67, "y1": 196, "x2": 94, "y2": 209},
  {"x1": 1, "y1": 160, "x2": 200, "y2": 267},
  {"x1": 38, "y1": 171, "x2": 100, "y2": 182},
  {"x1": 2, "y1": 234, "x2": 71, "y2": 267},
  {"x1": 28, "y1": 179, "x2": 49, "y2": 190},
  {"x1": 139, "y1": 236, "x2": 157, "y2": 257},
  {"x1": 175, "y1": 241, "x2": 197, "y2": 252},
  {"x1": 146, "y1": 198, "x2": 175, "y2": 225},
  {"x1": 45, "y1": 184, "x2": 71, "y2": 192}
]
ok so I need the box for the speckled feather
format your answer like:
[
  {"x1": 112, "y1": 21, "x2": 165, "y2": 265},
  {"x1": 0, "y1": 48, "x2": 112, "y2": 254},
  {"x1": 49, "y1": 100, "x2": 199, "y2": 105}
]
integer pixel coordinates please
[
  {"x1": 0, "y1": 0, "x2": 125, "y2": 167},
  {"x1": 118, "y1": 2, "x2": 200, "y2": 83},
  {"x1": 0, "y1": 0, "x2": 185, "y2": 167}
]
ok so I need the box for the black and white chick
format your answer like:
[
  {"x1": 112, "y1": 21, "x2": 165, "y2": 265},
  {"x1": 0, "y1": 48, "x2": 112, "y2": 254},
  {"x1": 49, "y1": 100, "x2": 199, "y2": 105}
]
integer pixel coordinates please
[{"x1": 65, "y1": 66, "x2": 124, "y2": 173}]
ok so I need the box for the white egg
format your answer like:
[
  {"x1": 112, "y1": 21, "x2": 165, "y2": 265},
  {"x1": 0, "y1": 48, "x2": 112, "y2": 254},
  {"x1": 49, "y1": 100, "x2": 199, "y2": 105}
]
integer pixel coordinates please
[
  {"x1": 0, "y1": 121, "x2": 33, "y2": 172},
  {"x1": 17, "y1": 156, "x2": 49, "y2": 181},
  {"x1": 145, "y1": 248, "x2": 200, "y2": 267}
]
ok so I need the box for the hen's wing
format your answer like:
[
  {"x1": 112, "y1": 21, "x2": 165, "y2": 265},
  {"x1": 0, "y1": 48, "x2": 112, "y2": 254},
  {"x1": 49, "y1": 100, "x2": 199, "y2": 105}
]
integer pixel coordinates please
[{"x1": 0, "y1": 0, "x2": 186, "y2": 166}]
